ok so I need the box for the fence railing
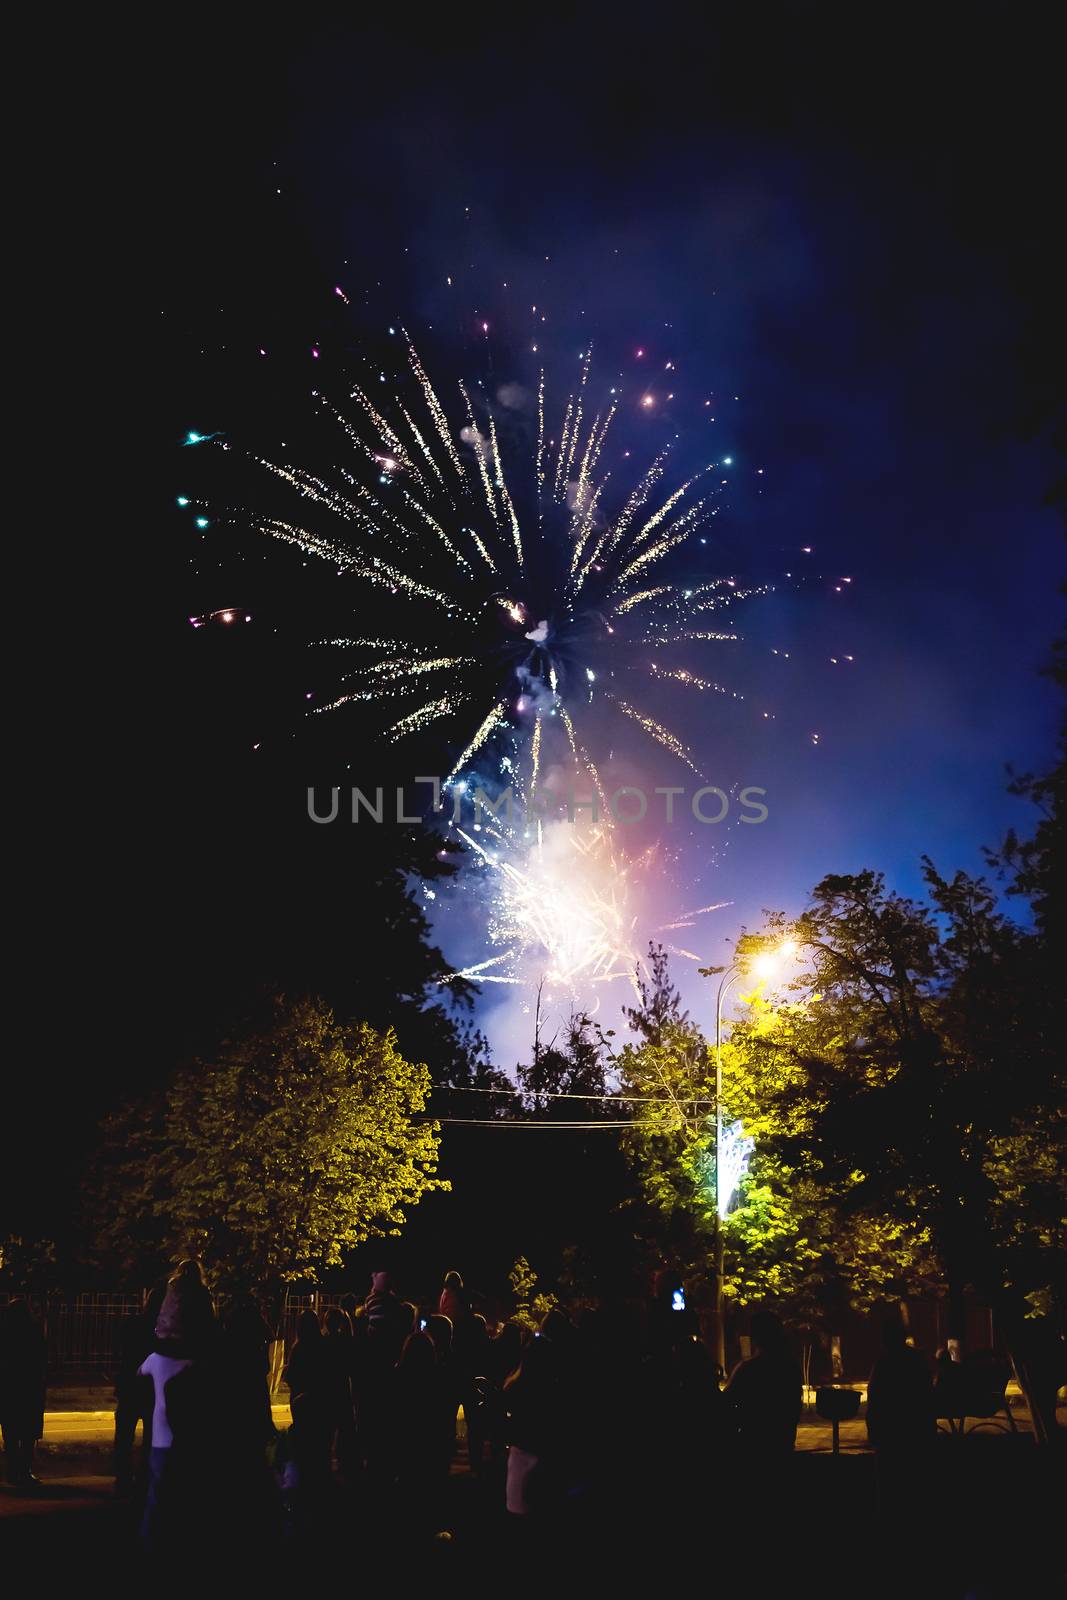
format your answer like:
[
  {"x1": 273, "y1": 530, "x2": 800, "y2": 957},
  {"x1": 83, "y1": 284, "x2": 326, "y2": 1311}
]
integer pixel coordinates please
[{"x1": 0, "y1": 1289, "x2": 350, "y2": 1377}]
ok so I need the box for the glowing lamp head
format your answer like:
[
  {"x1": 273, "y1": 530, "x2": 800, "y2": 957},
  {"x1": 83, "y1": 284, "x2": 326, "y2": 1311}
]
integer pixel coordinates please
[
  {"x1": 196, "y1": 517, "x2": 209, "y2": 528},
  {"x1": 752, "y1": 939, "x2": 798, "y2": 980},
  {"x1": 186, "y1": 432, "x2": 202, "y2": 445},
  {"x1": 176, "y1": 496, "x2": 189, "y2": 506}
]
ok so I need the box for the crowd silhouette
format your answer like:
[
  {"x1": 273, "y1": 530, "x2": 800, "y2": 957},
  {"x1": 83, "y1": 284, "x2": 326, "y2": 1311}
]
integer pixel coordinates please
[{"x1": 1, "y1": 1263, "x2": 1063, "y2": 1579}]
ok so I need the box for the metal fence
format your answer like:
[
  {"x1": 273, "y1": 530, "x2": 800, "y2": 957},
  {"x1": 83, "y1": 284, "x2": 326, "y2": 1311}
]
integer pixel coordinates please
[
  {"x1": 0, "y1": 1291, "x2": 146, "y2": 1376},
  {"x1": 0, "y1": 1289, "x2": 350, "y2": 1378}
]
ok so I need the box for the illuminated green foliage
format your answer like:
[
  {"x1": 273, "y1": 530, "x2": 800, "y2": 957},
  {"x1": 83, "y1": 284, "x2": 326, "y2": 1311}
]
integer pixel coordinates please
[
  {"x1": 725, "y1": 864, "x2": 1064, "y2": 1323},
  {"x1": 508, "y1": 1253, "x2": 559, "y2": 1330},
  {"x1": 87, "y1": 997, "x2": 447, "y2": 1286}
]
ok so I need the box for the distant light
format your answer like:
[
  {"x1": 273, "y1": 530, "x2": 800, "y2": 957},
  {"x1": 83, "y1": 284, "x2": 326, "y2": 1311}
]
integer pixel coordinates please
[
  {"x1": 195, "y1": 517, "x2": 209, "y2": 528},
  {"x1": 221, "y1": 611, "x2": 234, "y2": 623},
  {"x1": 176, "y1": 497, "x2": 189, "y2": 506},
  {"x1": 723, "y1": 456, "x2": 733, "y2": 465},
  {"x1": 311, "y1": 347, "x2": 320, "y2": 358},
  {"x1": 586, "y1": 668, "x2": 596, "y2": 682},
  {"x1": 641, "y1": 395, "x2": 654, "y2": 408},
  {"x1": 186, "y1": 432, "x2": 202, "y2": 445},
  {"x1": 388, "y1": 326, "x2": 396, "y2": 335}
]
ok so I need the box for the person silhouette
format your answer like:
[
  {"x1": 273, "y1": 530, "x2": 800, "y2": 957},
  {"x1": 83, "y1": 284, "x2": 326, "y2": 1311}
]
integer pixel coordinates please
[
  {"x1": 0, "y1": 1299, "x2": 47, "y2": 1489},
  {"x1": 867, "y1": 1319, "x2": 935, "y2": 1527},
  {"x1": 724, "y1": 1310, "x2": 802, "y2": 1458},
  {"x1": 113, "y1": 1283, "x2": 165, "y2": 1494},
  {"x1": 138, "y1": 1262, "x2": 217, "y2": 1549},
  {"x1": 866, "y1": 1321, "x2": 934, "y2": 1453},
  {"x1": 283, "y1": 1309, "x2": 331, "y2": 1488}
]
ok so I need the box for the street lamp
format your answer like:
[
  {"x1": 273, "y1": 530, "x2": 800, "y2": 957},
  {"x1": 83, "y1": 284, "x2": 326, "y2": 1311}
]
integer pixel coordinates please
[{"x1": 711, "y1": 939, "x2": 797, "y2": 1376}]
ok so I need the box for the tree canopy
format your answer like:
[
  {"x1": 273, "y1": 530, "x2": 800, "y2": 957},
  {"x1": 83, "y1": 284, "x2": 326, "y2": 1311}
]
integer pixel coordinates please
[
  {"x1": 87, "y1": 997, "x2": 447, "y2": 1286},
  {"x1": 723, "y1": 863, "x2": 1064, "y2": 1326}
]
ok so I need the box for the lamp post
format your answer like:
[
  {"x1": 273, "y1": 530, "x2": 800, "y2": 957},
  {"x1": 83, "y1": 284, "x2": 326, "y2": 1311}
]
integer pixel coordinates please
[{"x1": 711, "y1": 941, "x2": 796, "y2": 1378}]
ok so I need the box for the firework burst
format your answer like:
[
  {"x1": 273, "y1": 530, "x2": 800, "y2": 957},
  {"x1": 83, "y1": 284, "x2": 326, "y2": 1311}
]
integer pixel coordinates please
[
  {"x1": 448, "y1": 816, "x2": 647, "y2": 999},
  {"x1": 189, "y1": 334, "x2": 772, "y2": 788}
]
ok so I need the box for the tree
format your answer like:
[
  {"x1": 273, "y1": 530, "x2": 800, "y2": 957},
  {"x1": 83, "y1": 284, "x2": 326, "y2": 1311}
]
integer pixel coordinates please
[
  {"x1": 517, "y1": 999, "x2": 617, "y2": 1116},
  {"x1": 86, "y1": 996, "x2": 447, "y2": 1287},
  {"x1": 986, "y1": 625, "x2": 1064, "y2": 947},
  {"x1": 0, "y1": 1235, "x2": 60, "y2": 1295},
  {"x1": 508, "y1": 1254, "x2": 558, "y2": 1332},
  {"x1": 615, "y1": 947, "x2": 719, "y2": 1288},
  {"x1": 724, "y1": 866, "x2": 1064, "y2": 1336},
  {"x1": 612, "y1": 943, "x2": 946, "y2": 1336},
  {"x1": 720, "y1": 991, "x2": 941, "y2": 1326}
]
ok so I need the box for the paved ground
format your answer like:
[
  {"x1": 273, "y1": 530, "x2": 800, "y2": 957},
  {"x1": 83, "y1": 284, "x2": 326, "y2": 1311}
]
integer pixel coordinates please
[{"x1": 27, "y1": 1387, "x2": 1041, "y2": 1457}]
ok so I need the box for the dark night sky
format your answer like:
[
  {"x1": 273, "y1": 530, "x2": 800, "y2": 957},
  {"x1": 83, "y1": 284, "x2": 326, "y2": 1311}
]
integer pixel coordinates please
[{"x1": 9, "y1": 8, "x2": 1063, "y2": 1235}]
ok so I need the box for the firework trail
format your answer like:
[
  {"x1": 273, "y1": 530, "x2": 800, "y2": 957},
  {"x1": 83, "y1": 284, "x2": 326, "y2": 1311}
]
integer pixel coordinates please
[{"x1": 190, "y1": 335, "x2": 771, "y2": 788}]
